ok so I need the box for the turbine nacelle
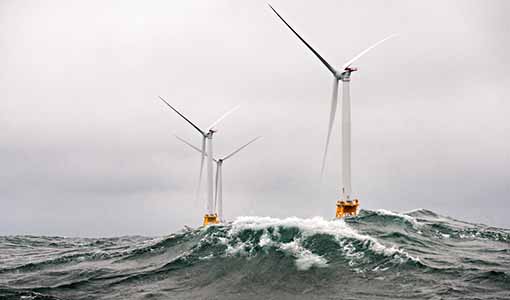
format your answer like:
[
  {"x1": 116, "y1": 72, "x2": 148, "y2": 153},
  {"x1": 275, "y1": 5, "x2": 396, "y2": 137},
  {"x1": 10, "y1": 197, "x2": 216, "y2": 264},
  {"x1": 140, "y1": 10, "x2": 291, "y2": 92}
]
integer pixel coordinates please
[
  {"x1": 207, "y1": 128, "x2": 218, "y2": 136},
  {"x1": 335, "y1": 67, "x2": 358, "y2": 81}
]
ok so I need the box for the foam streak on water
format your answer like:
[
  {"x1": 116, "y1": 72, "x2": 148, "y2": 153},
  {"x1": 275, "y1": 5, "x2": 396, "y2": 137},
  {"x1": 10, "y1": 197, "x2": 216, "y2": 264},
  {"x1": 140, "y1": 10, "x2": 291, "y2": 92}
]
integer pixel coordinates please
[{"x1": 0, "y1": 209, "x2": 509, "y2": 300}]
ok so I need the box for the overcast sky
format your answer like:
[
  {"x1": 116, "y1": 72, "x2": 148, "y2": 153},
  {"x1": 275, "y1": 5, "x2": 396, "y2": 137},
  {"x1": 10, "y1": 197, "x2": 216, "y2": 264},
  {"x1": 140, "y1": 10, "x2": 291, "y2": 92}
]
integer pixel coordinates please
[{"x1": 1, "y1": 0, "x2": 509, "y2": 236}]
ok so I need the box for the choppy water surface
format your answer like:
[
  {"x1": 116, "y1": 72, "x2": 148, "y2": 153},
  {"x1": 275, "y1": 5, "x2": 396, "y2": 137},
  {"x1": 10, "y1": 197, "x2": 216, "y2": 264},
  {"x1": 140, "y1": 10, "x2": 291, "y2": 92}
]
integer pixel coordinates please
[{"x1": 1, "y1": 209, "x2": 509, "y2": 299}]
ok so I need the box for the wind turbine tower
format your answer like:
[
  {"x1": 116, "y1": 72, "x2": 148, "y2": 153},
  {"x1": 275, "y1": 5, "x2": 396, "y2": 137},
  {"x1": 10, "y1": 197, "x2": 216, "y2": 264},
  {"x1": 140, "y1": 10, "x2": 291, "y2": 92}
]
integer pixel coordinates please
[
  {"x1": 176, "y1": 135, "x2": 261, "y2": 222},
  {"x1": 158, "y1": 96, "x2": 239, "y2": 225},
  {"x1": 269, "y1": 4, "x2": 395, "y2": 218}
]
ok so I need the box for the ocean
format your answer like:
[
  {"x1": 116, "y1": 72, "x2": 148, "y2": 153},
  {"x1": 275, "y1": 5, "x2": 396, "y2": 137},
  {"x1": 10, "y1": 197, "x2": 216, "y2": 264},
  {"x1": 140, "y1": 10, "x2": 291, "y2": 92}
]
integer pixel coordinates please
[{"x1": 1, "y1": 209, "x2": 509, "y2": 299}]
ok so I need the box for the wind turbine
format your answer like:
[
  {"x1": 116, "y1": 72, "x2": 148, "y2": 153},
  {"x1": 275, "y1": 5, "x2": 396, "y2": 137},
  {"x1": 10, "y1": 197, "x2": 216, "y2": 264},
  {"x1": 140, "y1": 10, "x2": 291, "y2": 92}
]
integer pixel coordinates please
[
  {"x1": 268, "y1": 4, "x2": 396, "y2": 217},
  {"x1": 175, "y1": 135, "x2": 261, "y2": 222},
  {"x1": 158, "y1": 96, "x2": 239, "y2": 225}
]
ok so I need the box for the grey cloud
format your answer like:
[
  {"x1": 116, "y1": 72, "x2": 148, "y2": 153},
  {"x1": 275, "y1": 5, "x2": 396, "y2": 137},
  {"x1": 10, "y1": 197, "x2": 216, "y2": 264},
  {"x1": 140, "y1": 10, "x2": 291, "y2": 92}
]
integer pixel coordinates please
[{"x1": 1, "y1": 0, "x2": 510, "y2": 236}]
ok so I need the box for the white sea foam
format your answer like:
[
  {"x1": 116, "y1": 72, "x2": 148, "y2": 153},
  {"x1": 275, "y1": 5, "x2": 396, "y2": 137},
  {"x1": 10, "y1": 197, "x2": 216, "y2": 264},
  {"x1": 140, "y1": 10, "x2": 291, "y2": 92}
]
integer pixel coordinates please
[
  {"x1": 225, "y1": 242, "x2": 249, "y2": 256},
  {"x1": 225, "y1": 216, "x2": 420, "y2": 270},
  {"x1": 279, "y1": 239, "x2": 328, "y2": 270},
  {"x1": 375, "y1": 209, "x2": 420, "y2": 228},
  {"x1": 403, "y1": 208, "x2": 426, "y2": 214},
  {"x1": 258, "y1": 231, "x2": 273, "y2": 247}
]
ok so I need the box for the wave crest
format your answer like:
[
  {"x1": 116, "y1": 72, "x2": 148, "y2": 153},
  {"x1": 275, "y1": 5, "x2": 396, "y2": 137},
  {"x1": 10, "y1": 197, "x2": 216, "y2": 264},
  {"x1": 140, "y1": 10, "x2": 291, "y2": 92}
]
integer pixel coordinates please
[{"x1": 211, "y1": 216, "x2": 420, "y2": 271}]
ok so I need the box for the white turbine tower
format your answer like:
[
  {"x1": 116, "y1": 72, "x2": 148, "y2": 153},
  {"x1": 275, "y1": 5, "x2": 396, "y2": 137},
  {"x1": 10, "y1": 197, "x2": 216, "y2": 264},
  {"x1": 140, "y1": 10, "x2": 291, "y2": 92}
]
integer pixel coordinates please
[
  {"x1": 158, "y1": 96, "x2": 239, "y2": 225},
  {"x1": 268, "y1": 4, "x2": 395, "y2": 217},
  {"x1": 175, "y1": 135, "x2": 261, "y2": 222}
]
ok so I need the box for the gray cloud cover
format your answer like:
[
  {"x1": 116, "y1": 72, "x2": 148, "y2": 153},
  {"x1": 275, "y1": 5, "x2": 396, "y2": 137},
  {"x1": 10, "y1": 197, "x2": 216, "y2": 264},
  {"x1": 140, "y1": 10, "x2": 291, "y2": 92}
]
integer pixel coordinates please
[{"x1": 1, "y1": 0, "x2": 509, "y2": 236}]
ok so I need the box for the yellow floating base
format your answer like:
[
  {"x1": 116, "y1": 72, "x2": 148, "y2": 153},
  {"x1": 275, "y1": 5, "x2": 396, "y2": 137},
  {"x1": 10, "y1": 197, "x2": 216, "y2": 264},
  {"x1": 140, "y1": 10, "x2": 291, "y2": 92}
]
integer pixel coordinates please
[
  {"x1": 336, "y1": 199, "x2": 359, "y2": 218},
  {"x1": 203, "y1": 214, "x2": 220, "y2": 226}
]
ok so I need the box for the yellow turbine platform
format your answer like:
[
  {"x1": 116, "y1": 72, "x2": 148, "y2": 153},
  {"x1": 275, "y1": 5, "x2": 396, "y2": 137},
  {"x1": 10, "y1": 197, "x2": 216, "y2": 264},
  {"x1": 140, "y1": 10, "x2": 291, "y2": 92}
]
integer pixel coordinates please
[
  {"x1": 203, "y1": 214, "x2": 220, "y2": 226},
  {"x1": 336, "y1": 199, "x2": 359, "y2": 218}
]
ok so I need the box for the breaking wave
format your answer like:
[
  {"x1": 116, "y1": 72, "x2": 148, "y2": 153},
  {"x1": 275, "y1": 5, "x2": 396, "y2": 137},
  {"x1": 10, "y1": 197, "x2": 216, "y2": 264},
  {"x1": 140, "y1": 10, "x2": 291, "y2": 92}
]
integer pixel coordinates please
[{"x1": 1, "y1": 209, "x2": 509, "y2": 300}]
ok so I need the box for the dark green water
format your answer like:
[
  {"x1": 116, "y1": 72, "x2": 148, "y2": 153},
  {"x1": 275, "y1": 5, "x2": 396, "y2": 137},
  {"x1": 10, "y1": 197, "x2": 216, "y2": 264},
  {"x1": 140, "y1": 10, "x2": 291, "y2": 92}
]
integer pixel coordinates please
[{"x1": 1, "y1": 209, "x2": 509, "y2": 299}]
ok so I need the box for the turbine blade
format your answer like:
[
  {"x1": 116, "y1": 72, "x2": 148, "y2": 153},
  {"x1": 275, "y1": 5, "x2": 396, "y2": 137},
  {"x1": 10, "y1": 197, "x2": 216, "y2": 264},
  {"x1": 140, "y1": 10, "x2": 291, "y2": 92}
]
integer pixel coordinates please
[
  {"x1": 175, "y1": 135, "x2": 218, "y2": 163},
  {"x1": 341, "y1": 34, "x2": 397, "y2": 70},
  {"x1": 196, "y1": 137, "x2": 206, "y2": 201},
  {"x1": 320, "y1": 78, "x2": 339, "y2": 177},
  {"x1": 222, "y1": 136, "x2": 262, "y2": 161},
  {"x1": 175, "y1": 135, "x2": 203, "y2": 154},
  {"x1": 158, "y1": 96, "x2": 205, "y2": 135},
  {"x1": 268, "y1": 4, "x2": 337, "y2": 76},
  {"x1": 207, "y1": 105, "x2": 240, "y2": 131}
]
